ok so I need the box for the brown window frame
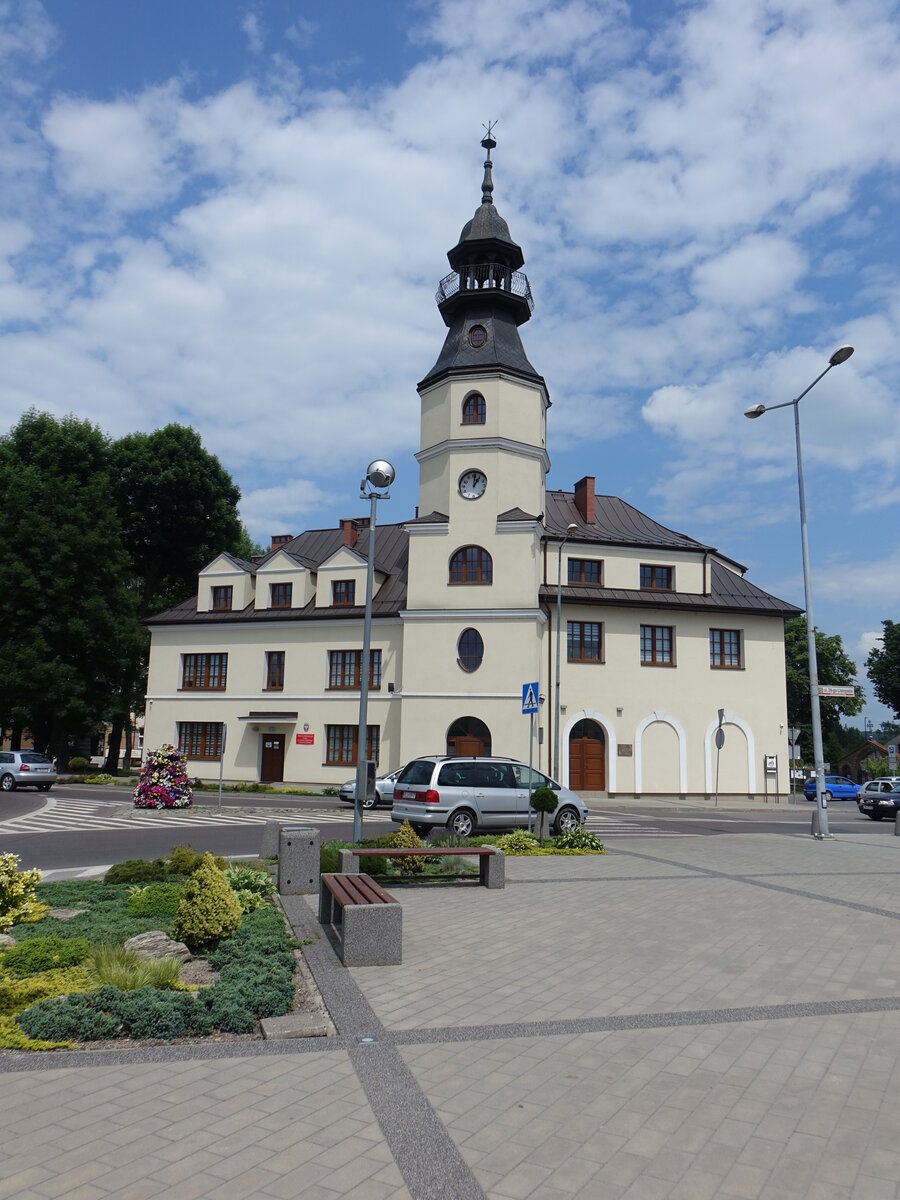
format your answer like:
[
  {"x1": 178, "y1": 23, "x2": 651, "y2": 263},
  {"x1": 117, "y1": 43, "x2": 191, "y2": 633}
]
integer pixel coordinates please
[
  {"x1": 567, "y1": 620, "x2": 603, "y2": 663},
  {"x1": 457, "y1": 628, "x2": 484, "y2": 672},
  {"x1": 181, "y1": 653, "x2": 228, "y2": 690},
  {"x1": 567, "y1": 558, "x2": 602, "y2": 585},
  {"x1": 270, "y1": 582, "x2": 292, "y2": 609},
  {"x1": 461, "y1": 393, "x2": 486, "y2": 425},
  {"x1": 640, "y1": 624, "x2": 675, "y2": 666},
  {"x1": 178, "y1": 722, "x2": 224, "y2": 760},
  {"x1": 265, "y1": 650, "x2": 285, "y2": 690},
  {"x1": 449, "y1": 545, "x2": 493, "y2": 585},
  {"x1": 332, "y1": 579, "x2": 356, "y2": 606},
  {"x1": 327, "y1": 649, "x2": 382, "y2": 690},
  {"x1": 640, "y1": 565, "x2": 674, "y2": 591},
  {"x1": 211, "y1": 585, "x2": 233, "y2": 611},
  {"x1": 710, "y1": 628, "x2": 742, "y2": 669},
  {"x1": 325, "y1": 724, "x2": 379, "y2": 766}
]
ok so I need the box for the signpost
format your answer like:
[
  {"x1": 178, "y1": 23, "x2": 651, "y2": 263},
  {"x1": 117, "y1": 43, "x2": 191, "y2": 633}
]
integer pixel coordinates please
[
  {"x1": 714, "y1": 709, "x2": 725, "y2": 807},
  {"x1": 217, "y1": 724, "x2": 227, "y2": 811},
  {"x1": 522, "y1": 683, "x2": 539, "y2": 831}
]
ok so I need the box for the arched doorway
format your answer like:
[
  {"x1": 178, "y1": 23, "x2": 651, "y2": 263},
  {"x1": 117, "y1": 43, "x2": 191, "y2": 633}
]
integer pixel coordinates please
[
  {"x1": 569, "y1": 719, "x2": 605, "y2": 790},
  {"x1": 447, "y1": 717, "x2": 492, "y2": 757}
]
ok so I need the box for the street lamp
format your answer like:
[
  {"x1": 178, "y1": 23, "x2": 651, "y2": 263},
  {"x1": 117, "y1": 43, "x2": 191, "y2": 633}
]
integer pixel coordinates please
[
  {"x1": 744, "y1": 346, "x2": 854, "y2": 839},
  {"x1": 553, "y1": 522, "x2": 579, "y2": 781},
  {"x1": 353, "y1": 459, "x2": 394, "y2": 844}
]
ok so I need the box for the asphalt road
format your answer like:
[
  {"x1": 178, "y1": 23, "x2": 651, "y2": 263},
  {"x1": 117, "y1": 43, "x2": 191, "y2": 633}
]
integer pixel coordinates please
[{"x1": 0, "y1": 785, "x2": 894, "y2": 876}]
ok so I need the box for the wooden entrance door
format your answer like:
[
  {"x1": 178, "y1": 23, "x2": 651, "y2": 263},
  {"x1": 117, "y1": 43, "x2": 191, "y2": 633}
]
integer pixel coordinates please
[
  {"x1": 260, "y1": 734, "x2": 285, "y2": 783},
  {"x1": 452, "y1": 735, "x2": 486, "y2": 757},
  {"x1": 568, "y1": 721, "x2": 606, "y2": 790}
]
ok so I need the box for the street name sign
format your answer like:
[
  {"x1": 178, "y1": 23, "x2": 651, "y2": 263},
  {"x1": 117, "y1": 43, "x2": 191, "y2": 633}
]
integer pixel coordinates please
[{"x1": 818, "y1": 685, "x2": 855, "y2": 698}]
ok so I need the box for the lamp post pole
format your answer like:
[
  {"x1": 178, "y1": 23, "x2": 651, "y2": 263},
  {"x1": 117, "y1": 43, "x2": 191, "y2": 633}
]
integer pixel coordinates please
[
  {"x1": 553, "y1": 523, "x2": 578, "y2": 782},
  {"x1": 354, "y1": 461, "x2": 394, "y2": 844},
  {"x1": 745, "y1": 347, "x2": 854, "y2": 840}
]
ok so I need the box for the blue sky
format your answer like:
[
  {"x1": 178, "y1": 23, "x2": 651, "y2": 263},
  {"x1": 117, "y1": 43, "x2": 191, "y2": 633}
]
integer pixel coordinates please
[{"x1": 2, "y1": 0, "x2": 898, "y2": 726}]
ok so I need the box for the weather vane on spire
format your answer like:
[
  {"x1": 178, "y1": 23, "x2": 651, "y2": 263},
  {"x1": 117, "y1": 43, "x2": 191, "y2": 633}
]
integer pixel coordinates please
[{"x1": 481, "y1": 119, "x2": 498, "y2": 151}]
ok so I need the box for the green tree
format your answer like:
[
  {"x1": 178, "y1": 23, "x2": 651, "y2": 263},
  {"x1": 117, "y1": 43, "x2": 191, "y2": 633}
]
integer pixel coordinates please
[
  {"x1": 784, "y1": 617, "x2": 864, "y2": 763},
  {"x1": 866, "y1": 621, "x2": 900, "y2": 719},
  {"x1": 233, "y1": 523, "x2": 266, "y2": 561},
  {"x1": 0, "y1": 411, "x2": 139, "y2": 763}
]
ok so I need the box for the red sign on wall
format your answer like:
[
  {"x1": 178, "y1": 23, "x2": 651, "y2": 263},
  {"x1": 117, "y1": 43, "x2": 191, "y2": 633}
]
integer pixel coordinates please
[{"x1": 296, "y1": 733, "x2": 314, "y2": 745}]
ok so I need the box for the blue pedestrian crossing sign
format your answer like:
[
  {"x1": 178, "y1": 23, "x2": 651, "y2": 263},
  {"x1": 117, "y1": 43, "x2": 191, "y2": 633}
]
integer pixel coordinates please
[{"x1": 522, "y1": 682, "x2": 539, "y2": 714}]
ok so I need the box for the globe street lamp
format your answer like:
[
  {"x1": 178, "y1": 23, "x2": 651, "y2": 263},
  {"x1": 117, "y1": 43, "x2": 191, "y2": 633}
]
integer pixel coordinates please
[
  {"x1": 553, "y1": 522, "x2": 579, "y2": 781},
  {"x1": 744, "y1": 346, "x2": 854, "y2": 839},
  {"x1": 354, "y1": 459, "x2": 394, "y2": 844}
]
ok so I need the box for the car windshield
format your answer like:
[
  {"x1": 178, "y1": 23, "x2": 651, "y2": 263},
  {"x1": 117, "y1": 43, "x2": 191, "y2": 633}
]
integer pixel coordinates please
[{"x1": 396, "y1": 760, "x2": 436, "y2": 785}]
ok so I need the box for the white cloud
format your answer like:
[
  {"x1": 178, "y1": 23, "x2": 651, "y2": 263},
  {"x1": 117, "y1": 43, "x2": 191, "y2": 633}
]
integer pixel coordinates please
[
  {"x1": 240, "y1": 479, "x2": 333, "y2": 540},
  {"x1": 0, "y1": 0, "x2": 56, "y2": 67},
  {"x1": 241, "y1": 12, "x2": 264, "y2": 55},
  {"x1": 692, "y1": 235, "x2": 807, "y2": 309}
]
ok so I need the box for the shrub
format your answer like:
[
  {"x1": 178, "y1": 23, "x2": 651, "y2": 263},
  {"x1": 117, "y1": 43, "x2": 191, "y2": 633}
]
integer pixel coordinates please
[
  {"x1": 0, "y1": 854, "x2": 43, "y2": 932},
  {"x1": 133, "y1": 745, "x2": 193, "y2": 809},
  {"x1": 104, "y1": 859, "x2": 168, "y2": 885},
  {"x1": 0, "y1": 964, "x2": 98, "y2": 1050},
  {"x1": 168, "y1": 844, "x2": 225, "y2": 876},
  {"x1": 67, "y1": 757, "x2": 90, "y2": 772},
  {"x1": 495, "y1": 830, "x2": 541, "y2": 855},
  {"x1": 322, "y1": 786, "x2": 339, "y2": 797},
  {"x1": 552, "y1": 826, "x2": 605, "y2": 852},
  {"x1": 18, "y1": 985, "x2": 212, "y2": 1042},
  {"x1": 529, "y1": 785, "x2": 559, "y2": 844},
  {"x1": 321, "y1": 840, "x2": 352, "y2": 873},
  {"x1": 388, "y1": 820, "x2": 425, "y2": 875},
  {"x1": 172, "y1": 853, "x2": 242, "y2": 951},
  {"x1": 1, "y1": 935, "x2": 91, "y2": 977},
  {"x1": 224, "y1": 864, "x2": 275, "y2": 897},
  {"x1": 83, "y1": 774, "x2": 117, "y2": 785},
  {"x1": 89, "y1": 945, "x2": 181, "y2": 990},
  {"x1": 126, "y1": 883, "x2": 184, "y2": 919}
]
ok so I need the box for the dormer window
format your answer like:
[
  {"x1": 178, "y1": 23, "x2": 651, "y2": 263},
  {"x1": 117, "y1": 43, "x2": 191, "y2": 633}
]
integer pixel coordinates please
[
  {"x1": 332, "y1": 579, "x2": 356, "y2": 606},
  {"x1": 211, "y1": 586, "x2": 233, "y2": 611},
  {"x1": 568, "y1": 558, "x2": 602, "y2": 585},
  {"x1": 270, "y1": 582, "x2": 292, "y2": 609},
  {"x1": 640, "y1": 565, "x2": 674, "y2": 591},
  {"x1": 462, "y1": 392, "x2": 486, "y2": 424}
]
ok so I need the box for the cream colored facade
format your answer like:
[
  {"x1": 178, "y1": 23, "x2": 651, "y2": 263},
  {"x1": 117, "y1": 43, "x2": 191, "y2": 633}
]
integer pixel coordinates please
[{"x1": 144, "y1": 142, "x2": 797, "y2": 799}]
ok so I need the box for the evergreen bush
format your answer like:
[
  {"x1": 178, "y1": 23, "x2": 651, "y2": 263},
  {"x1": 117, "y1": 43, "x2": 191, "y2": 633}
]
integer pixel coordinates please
[
  {"x1": 172, "y1": 853, "x2": 242, "y2": 951},
  {"x1": 0, "y1": 854, "x2": 44, "y2": 932},
  {"x1": 388, "y1": 820, "x2": 425, "y2": 874},
  {"x1": 1, "y1": 935, "x2": 91, "y2": 977},
  {"x1": 66, "y1": 757, "x2": 90, "y2": 772},
  {"x1": 104, "y1": 859, "x2": 168, "y2": 885},
  {"x1": 125, "y1": 883, "x2": 184, "y2": 919},
  {"x1": 529, "y1": 785, "x2": 559, "y2": 844}
]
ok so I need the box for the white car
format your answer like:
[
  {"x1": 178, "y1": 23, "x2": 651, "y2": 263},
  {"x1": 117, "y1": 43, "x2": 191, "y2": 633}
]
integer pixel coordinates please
[
  {"x1": 0, "y1": 750, "x2": 57, "y2": 792},
  {"x1": 338, "y1": 768, "x2": 403, "y2": 809}
]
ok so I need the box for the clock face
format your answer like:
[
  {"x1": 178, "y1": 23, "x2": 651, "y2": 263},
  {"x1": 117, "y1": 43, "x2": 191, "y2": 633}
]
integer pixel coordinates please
[{"x1": 458, "y1": 469, "x2": 487, "y2": 500}]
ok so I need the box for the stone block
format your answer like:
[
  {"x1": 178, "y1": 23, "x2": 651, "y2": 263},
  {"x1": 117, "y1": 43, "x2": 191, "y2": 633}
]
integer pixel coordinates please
[
  {"x1": 277, "y1": 827, "x2": 321, "y2": 895},
  {"x1": 261, "y1": 819, "x2": 300, "y2": 858},
  {"x1": 479, "y1": 846, "x2": 505, "y2": 889},
  {"x1": 338, "y1": 848, "x2": 360, "y2": 873},
  {"x1": 341, "y1": 901, "x2": 402, "y2": 966}
]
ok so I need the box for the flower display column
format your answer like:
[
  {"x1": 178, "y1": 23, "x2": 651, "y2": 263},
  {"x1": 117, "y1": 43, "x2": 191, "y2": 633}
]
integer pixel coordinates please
[{"x1": 133, "y1": 744, "x2": 193, "y2": 808}]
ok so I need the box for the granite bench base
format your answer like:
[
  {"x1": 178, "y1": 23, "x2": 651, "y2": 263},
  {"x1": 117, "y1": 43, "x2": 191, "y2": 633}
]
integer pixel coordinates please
[
  {"x1": 319, "y1": 873, "x2": 402, "y2": 967},
  {"x1": 338, "y1": 845, "x2": 505, "y2": 888}
]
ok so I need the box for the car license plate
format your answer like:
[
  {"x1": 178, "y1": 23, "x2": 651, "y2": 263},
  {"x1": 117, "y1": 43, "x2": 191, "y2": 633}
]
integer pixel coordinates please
[{"x1": 401, "y1": 790, "x2": 418, "y2": 800}]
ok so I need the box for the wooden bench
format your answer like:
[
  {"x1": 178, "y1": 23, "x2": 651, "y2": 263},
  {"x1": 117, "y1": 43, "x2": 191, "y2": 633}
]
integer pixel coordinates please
[
  {"x1": 337, "y1": 845, "x2": 505, "y2": 889},
  {"x1": 318, "y1": 872, "x2": 402, "y2": 966}
]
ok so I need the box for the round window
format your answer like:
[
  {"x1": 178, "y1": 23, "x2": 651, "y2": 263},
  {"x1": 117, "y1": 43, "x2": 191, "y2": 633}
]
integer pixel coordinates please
[
  {"x1": 457, "y1": 628, "x2": 484, "y2": 672},
  {"x1": 468, "y1": 325, "x2": 487, "y2": 348}
]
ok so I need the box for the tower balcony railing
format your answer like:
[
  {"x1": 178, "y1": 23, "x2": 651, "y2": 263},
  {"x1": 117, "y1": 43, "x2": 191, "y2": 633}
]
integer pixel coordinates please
[{"x1": 436, "y1": 265, "x2": 534, "y2": 312}]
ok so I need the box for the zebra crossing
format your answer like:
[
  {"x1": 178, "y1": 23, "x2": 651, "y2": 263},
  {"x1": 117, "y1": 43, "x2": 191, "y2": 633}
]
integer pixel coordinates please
[{"x1": 584, "y1": 813, "x2": 699, "y2": 838}]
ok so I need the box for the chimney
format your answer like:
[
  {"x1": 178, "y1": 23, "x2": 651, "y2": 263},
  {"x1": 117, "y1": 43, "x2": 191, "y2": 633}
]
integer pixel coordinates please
[
  {"x1": 574, "y1": 476, "x2": 595, "y2": 525},
  {"x1": 270, "y1": 534, "x2": 292, "y2": 551},
  {"x1": 341, "y1": 519, "x2": 358, "y2": 548}
]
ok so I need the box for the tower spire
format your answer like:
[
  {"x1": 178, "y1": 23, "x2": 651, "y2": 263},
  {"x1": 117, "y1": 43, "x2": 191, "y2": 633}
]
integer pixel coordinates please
[{"x1": 481, "y1": 120, "x2": 497, "y2": 206}]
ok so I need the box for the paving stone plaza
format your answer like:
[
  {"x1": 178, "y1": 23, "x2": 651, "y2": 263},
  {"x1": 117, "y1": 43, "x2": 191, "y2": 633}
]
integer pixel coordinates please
[{"x1": 2, "y1": 829, "x2": 899, "y2": 1199}]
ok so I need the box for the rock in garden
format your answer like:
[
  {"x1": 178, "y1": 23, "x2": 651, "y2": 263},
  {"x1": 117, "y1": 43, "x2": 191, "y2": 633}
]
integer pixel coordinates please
[
  {"x1": 46, "y1": 908, "x2": 86, "y2": 920},
  {"x1": 0, "y1": 933, "x2": 16, "y2": 947},
  {"x1": 124, "y1": 931, "x2": 191, "y2": 962}
]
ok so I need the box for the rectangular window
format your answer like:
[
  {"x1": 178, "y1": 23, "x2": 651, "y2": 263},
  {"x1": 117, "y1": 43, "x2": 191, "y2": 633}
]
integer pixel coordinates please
[
  {"x1": 211, "y1": 585, "x2": 233, "y2": 611},
  {"x1": 332, "y1": 579, "x2": 356, "y2": 606},
  {"x1": 266, "y1": 650, "x2": 285, "y2": 690},
  {"x1": 328, "y1": 649, "x2": 381, "y2": 690},
  {"x1": 270, "y1": 582, "x2": 292, "y2": 609},
  {"x1": 181, "y1": 653, "x2": 228, "y2": 690},
  {"x1": 710, "y1": 628, "x2": 742, "y2": 669},
  {"x1": 325, "y1": 724, "x2": 379, "y2": 766},
  {"x1": 640, "y1": 625, "x2": 674, "y2": 665},
  {"x1": 640, "y1": 565, "x2": 674, "y2": 591},
  {"x1": 177, "y1": 722, "x2": 223, "y2": 760},
  {"x1": 567, "y1": 558, "x2": 602, "y2": 585},
  {"x1": 567, "y1": 621, "x2": 602, "y2": 662}
]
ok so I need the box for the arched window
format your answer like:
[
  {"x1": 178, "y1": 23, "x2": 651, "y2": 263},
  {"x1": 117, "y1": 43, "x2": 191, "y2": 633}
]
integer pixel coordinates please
[
  {"x1": 461, "y1": 393, "x2": 486, "y2": 425},
  {"x1": 457, "y1": 628, "x2": 484, "y2": 672},
  {"x1": 449, "y1": 545, "x2": 493, "y2": 584}
]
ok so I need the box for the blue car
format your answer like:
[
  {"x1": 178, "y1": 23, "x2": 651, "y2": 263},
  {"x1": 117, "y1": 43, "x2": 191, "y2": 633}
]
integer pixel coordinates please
[{"x1": 803, "y1": 775, "x2": 859, "y2": 802}]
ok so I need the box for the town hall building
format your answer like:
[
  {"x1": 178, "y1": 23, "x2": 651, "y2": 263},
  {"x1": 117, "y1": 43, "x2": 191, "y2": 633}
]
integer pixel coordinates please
[{"x1": 144, "y1": 135, "x2": 799, "y2": 799}]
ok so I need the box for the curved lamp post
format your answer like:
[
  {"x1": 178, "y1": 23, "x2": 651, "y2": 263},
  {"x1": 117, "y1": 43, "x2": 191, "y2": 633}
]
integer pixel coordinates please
[
  {"x1": 354, "y1": 459, "x2": 394, "y2": 843},
  {"x1": 744, "y1": 346, "x2": 854, "y2": 839},
  {"x1": 553, "y1": 522, "x2": 579, "y2": 781}
]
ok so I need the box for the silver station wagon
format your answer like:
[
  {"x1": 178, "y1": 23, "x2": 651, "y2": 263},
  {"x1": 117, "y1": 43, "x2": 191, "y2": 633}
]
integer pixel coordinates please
[{"x1": 390, "y1": 756, "x2": 588, "y2": 838}]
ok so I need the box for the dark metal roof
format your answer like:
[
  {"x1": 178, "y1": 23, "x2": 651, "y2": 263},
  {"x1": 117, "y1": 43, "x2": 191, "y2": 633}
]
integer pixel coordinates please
[
  {"x1": 418, "y1": 304, "x2": 544, "y2": 391},
  {"x1": 407, "y1": 510, "x2": 449, "y2": 525},
  {"x1": 497, "y1": 507, "x2": 540, "y2": 522},
  {"x1": 538, "y1": 560, "x2": 801, "y2": 618}
]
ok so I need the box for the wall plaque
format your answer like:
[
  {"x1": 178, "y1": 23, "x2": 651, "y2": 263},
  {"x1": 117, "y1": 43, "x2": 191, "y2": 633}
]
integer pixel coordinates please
[{"x1": 617, "y1": 744, "x2": 633, "y2": 757}]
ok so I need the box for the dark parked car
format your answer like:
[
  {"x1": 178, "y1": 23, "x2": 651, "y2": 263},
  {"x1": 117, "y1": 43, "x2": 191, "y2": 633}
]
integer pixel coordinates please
[
  {"x1": 0, "y1": 750, "x2": 57, "y2": 792},
  {"x1": 856, "y1": 777, "x2": 900, "y2": 820},
  {"x1": 803, "y1": 775, "x2": 859, "y2": 802}
]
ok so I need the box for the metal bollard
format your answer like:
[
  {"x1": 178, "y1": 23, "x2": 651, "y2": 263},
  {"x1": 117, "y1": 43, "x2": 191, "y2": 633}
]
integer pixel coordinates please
[{"x1": 895, "y1": 811, "x2": 900, "y2": 837}]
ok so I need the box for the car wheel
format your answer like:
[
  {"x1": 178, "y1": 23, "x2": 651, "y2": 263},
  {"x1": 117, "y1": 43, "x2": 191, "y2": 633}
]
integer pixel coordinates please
[
  {"x1": 447, "y1": 808, "x2": 476, "y2": 838},
  {"x1": 362, "y1": 792, "x2": 377, "y2": 809},
  {"x1": 823, "y1": 791, "x2": 833, "y2": 803},
  {"x1": 0, "y1": 774, "x2": 15, "y2": 792},
  {"x1": 37, "y1": 784, "x2": 52, "y2": 792},
  {"x1": 553, "y1": 806, "x2": 580, "y2": 835}
]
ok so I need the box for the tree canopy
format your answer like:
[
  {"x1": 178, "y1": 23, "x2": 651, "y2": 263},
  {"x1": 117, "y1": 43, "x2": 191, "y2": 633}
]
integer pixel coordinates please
[
  {"x1": 866, "y1": 620, "x2": 900, "y2": 719},
  {"x1": 784, "y1": 616, "x2": 863, "y2": 763},
  {"x1": 0, "y1": 411, "x2": 246, "y2": 763}
]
